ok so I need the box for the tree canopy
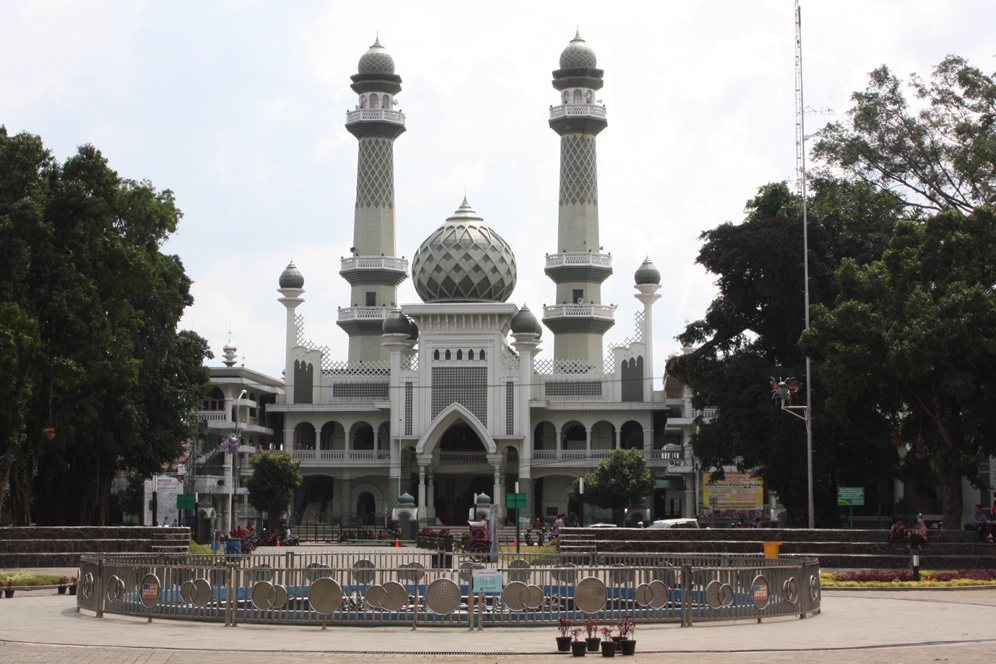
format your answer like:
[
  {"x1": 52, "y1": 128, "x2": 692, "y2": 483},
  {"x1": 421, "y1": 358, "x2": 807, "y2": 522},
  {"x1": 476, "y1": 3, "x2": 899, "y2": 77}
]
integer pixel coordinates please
[
  {"x1": 0, "y1": 127, "x2": 212, "y2": 525},
  {"x1": 578, "y1": 448, "x2": 654, "y2": 524},
  {"x1": 244, "y1": 451, "x2": 302, "y2": 529},
  {"x1": 813, "y1": 56, "x2": 996, "y2": 214}
]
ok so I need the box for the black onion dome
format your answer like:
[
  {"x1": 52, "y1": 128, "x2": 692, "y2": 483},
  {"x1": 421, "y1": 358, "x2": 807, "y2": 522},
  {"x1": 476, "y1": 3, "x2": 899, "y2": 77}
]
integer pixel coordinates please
[
  {"x1": 279, "y1": 261, "x2": 305, "y2": 289},
  {"x1": 634, "y1": 258, "x2": 661, "y2": 285},
  {"x1": 559, "y1": 31, "x2": 597, "y2": 69},
  {"x1": 510, "y1": 305, "x2": 542, "y2": 337},
  {"x1": 383, "y1": 309, "x2": 409, "y2": 334},
  {"x1": 358, "y1": 37, "x2": 395, "y2": 75}
]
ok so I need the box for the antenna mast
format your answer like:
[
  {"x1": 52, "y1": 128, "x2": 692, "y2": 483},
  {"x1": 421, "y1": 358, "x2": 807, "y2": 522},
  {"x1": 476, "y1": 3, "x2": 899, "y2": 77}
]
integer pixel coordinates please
[{"x1": 794, "y1": 0, "x2": 815, "y2": 529}]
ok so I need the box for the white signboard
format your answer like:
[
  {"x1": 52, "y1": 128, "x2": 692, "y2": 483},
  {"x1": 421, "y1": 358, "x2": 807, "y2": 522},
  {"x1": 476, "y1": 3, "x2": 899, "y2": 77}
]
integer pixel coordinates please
[{"x1": 143, "y1": 476, "x2": 181, "y2": 526}]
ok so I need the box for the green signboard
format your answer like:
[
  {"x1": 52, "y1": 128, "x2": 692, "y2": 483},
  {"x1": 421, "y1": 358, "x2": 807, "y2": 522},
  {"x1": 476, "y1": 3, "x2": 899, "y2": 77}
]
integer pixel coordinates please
[
  {"x1": 472, "y1": 569, "x2": 504, "y2": 594},
  {"x1": 837, "y1": 486, "x2": 864, "y2": 506},
  {"x1": 176, "y1": 493, "x2": 196, "y2": 510},
  {"x1": 505, "y1": 492, "x2": 527, "y2": 509}
]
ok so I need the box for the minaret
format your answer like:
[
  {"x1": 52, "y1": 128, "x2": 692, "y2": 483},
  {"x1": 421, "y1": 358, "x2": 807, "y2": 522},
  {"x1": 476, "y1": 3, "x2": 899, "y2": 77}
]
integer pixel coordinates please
[
  {"x1": 543, "y1": 32, "x2": 615, "y2": 365},
  {"x1": 338, "y1": 37, "x2": 409, "y2": 362}
]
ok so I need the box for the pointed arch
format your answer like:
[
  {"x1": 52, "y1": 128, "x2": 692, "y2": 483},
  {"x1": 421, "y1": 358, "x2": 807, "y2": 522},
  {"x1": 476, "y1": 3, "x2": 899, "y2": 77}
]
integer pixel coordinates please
[{"x1": 417, "y1": 402, "x2": 496, "y2": 455}]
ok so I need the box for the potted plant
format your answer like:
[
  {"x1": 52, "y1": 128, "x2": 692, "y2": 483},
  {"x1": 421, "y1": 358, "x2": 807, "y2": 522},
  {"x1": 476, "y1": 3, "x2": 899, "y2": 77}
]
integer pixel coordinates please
[
  {"x1": 556, "y1": 616, "x2": 573, "y2": 652},
  {"x1": 585, "y1": 618, "x2": 601, "y2": 651},
  {"x1": 600, "y1": 626, "x2": 617, "y2": 657},
  {"x1": 4, "y1": 579, "x2": 13, "y2": 598},
  {"x1": 617, "y1": 614, "x2": 636, "y2": 656},
  {"x1": 58, "y1": 576, "x2": 69, "y2": 595},
  {"x1": 570, "y1": 627, "x2": 588, "y2": 657},
  {"x1": 69, "y1": 576, "x2": 78, "y2": 596}
]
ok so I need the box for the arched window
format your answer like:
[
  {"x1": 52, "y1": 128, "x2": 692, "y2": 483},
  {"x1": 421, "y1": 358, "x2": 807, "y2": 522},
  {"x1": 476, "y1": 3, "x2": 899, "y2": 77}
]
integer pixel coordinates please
[
  {"x1": 360, "y1": 95, "x2": 367, "y2": 109},
  {"x1": 480, "y1": 349, "x2": 486, "y2": 360},
  {"x1": 433, "y1": 349, "x2": 440, "y2": 360},
  {"x1": 585, "y1": 91, "x2": 592, "y2": 103},
  {"x1": 445, "y1": 349, "x2": 451, "y2": 360},
  {"x1": 370, "y1": 95, "x2": 380, "y2": 109},
  {"x1": 562, "y1": 91, "x2": 569, "y2": 104},
  {"x1": 468, "y1": 349, "x2": 475, "y2": 360},
  {"x1": 573, "y1": 89, "x2": 582, "y2": 104},
  {"x1": 456, "y1": 349, "x2": 463, "y2": 360},
  {"x1": 382, "y1": 94, "x2": 390, "y2": 108}
]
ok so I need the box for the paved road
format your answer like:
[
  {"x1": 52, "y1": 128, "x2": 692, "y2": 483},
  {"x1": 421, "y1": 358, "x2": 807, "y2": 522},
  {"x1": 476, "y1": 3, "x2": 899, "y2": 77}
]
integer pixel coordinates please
[{"x1": 2, "y1": 587, "x2": 996, "y2": 663}]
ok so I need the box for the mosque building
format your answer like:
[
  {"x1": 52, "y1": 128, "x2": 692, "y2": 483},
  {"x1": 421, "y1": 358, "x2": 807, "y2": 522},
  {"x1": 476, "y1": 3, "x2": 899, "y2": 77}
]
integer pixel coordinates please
[{"x1": 195, "y1": 34, "x2": 700, "y2": 535}]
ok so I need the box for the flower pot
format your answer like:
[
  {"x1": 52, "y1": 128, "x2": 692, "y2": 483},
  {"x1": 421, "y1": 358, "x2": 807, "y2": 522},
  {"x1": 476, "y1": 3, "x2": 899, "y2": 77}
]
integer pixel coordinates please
[
  {"x1": 571, "y1": 641, "x2": 588, "y2": 657},
  {"x1": 620, "y1": 640, "x2": 636, "y2": 656},
  {"x1": 600, "y1": 641, "x2": 617, "y2": 657},
  {"x1": 4, "y1": 589, "x2": 13, "y2": 598},
  {"x1": 69, "y1": 586, "x2": 77, "y2": 596},
  {"x1": 556, "y1": 636, "x2": 573, "y2": 652},
  {"x1": 58, "y1": 586, "x2": 67, "y2": 595},
  {"x1": 586, "y1": 637, "x2": 601, "y2": 652}
]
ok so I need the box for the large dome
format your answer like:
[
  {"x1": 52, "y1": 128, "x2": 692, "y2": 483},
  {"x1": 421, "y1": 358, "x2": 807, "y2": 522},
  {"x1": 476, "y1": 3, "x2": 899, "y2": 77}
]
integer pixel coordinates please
[
  {"x1": 357, "y1": 37, "x2": 395, "y2": 75},
  {"x1": 412, "y1": 199, "x2": 517, "y2": 303},
  {"x1": 559, "y1": 31, "x2": 597, "y2": 69}
]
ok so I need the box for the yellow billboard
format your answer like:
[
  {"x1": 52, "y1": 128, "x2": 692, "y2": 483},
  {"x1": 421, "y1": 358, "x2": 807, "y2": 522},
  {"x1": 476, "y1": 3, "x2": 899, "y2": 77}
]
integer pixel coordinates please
[{"x1": 702, "y1": 473, "x2": 764, "y2": 511}]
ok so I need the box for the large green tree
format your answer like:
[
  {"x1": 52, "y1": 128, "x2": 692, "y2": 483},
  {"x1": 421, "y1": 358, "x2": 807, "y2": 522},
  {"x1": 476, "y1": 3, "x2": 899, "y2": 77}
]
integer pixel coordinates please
[
  {"x1": 579, "y1": 448, "x2": 653, "y2": 525},
  {"x1": 244, "y1": 451, "x2": 303, "y2": 530},
  {"x1": 813, "y1": 56, "x2": 996, "y2": 214},
  {"x1": 0, "y1": 127, "x2": 212, "y2": 525},
  {"x1": 667, "y1": 180, "x2": 906, "y2": 526},
  {"x1": 804, "y1": 207, "x2": 996, "y2": 529}
]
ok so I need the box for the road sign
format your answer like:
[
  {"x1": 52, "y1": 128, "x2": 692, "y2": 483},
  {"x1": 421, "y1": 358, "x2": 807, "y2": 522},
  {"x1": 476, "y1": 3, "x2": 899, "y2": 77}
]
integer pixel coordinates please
[
  {"x1": 505, "y1": 492, "x2": 527, "y2": 509},
  {"x1": 176, "y1": 494, "x2": 195, "y2": 510},
  {"x1": 837, "y1": 487, "x2": 864, "y2": 506}
]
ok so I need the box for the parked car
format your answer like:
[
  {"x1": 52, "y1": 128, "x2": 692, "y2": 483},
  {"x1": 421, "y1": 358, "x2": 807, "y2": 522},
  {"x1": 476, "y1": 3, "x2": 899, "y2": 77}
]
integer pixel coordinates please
[
  {"x1": 648, "y1": 518, "x2": 700, "y2": 529},
  {"x1": 587, "y1": 522, "x2": 618, "y2": 528}
]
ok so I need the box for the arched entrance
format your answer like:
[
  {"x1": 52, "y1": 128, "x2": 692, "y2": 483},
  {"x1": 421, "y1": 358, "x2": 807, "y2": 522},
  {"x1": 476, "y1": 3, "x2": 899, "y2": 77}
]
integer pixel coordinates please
[
  {"x1": 356, "y1": 491, "x2": 376, "y2": 525},
  {"x1": 431, "y1": 421, "x2": 491, "y2": 526}
]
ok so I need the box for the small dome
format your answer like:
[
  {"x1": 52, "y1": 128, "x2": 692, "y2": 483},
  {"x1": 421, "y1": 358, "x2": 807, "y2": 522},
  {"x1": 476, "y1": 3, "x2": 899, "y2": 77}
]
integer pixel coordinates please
[
  {"x1": 398, "y1": 492, "x2": 415, "y2": 505},
  {"x1": 634, "y1": 258, "x2": 661, "y2": 285},
  {"x1": 411, "y1": 198, "x2": 517, "y2": 303},
  {"x1": 559, "y1": 31, "x2": 597, "y2": 69},
  {"x1": 383, "y1": 310, "x2": 409, "y2": 335},
  {"x1": 357, "y1": 37, "x2": 395, "y2": 75},
  {"x1": 279, "y1": 261, "x2": 304, "y2": 289},
  {"x1": 407, "y1": 317, "x2": 420, "y2": 341},
  {"x1": 510, "y1": 305, "x2": 542, "y2": 337}
]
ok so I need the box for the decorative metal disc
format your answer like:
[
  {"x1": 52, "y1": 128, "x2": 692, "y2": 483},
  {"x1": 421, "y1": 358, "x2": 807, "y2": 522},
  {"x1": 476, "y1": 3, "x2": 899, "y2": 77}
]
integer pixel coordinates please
[
  {"x1": 107, "y1": 575, "x2": 125, "y2": 603},
  {"x1": 649, "y1": 579, "x2": 669, "y2": 609},
  {"x1": 251, "y1": 581, "x2": 274, "y2": 610},
  {"x1": 779, "y1": 577, "x2": 797, "y2": 604},
  {"x1": 365, "y1": 584, "x2": 386, "y2": 609},
  {"x1": 398, "y1": 561, "x2": 426, "y2": 583},
  {"x1": 272, "y1": 584, "x2": 289, "y2": 608},
  {"x1": 308, "y1": 577, "x2": 343, "y2": 615},
  {"x1": 458, "y1": 561, "x2": 484, "y2": 583},
  {"x1": 192, "y1": 578, "x2": 212, "y2": 607},
  {"x1": 180, "y1": 580, "x2": 196, "y2": 604},
  {"x1": 381, "y1": 581, "x2": 408, "y2": 611},
  {"x1": 809, "y1": 574, "x2": 820, "y2": 602},
  {"x1": 634, "y1": 583, "x2": 653, "y2": 607},
  {"x1": 424, "y1": 578, "x2": 461, "y2": 615},
  {"x1": 352, "y1": 559, "x2": 376, "y2": 584},
  {"x1": 551, "y1": 563, "x2": 577, "y2": 584},
  {"x1": 705, "y1": 580, "x2": 722, "y2": 609},
  {"x1": 140, "y1": 573, "x2": 161, "y2": 608},
  {"x1": 720, "y1": 583, "x2": 734, "y2": 607},
  {"x1": 80, "y1": 572, "x2": 94, "y2": 599},
  {"x1": 751, "y1": 575, "x2": 770, "y2": 610},
  {"x1": 501, "y1": 581, "x2": 527, "y2": 611},
  {"x1": 573, "y1": 577, "x2": 608, "y2": 614},
  {"x1": 522, "y1": 584, "x2": 544, "y2": 610},
  {"x1": 507, "y1": 558, "x2": 531, "y2": 583}
]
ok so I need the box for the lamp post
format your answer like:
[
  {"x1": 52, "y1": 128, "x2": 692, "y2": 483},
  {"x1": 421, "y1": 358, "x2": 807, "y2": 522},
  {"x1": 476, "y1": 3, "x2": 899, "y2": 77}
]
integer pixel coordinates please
[{"x1": 228, "y1": 389, "x2": 247, "y2": 534}]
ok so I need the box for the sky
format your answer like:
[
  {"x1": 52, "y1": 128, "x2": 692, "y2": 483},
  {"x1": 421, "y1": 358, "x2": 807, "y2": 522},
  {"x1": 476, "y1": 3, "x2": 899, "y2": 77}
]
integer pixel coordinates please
[{"x1": 3, "y1": 1, "x2": 994, "y2": 382}]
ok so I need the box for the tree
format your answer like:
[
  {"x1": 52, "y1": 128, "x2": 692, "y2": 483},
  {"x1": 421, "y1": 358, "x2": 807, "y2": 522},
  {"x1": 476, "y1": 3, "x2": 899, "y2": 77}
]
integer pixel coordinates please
[
  {"x1": 803, "y1": 207, "x2": 996, "y2": 529},
  {"x1": 578, "y1": 448, "x2": 653, "y2": 525},
  {"x1": 813, "y1": 56, "x2": 996, "y2": 214},
  {"x1": 244, "y1": 451, "x2": 303, "y2": 530},
  {"x1": 0, "y1": 127, "x2": 212, "y2": 524},
  {"x1": 667, "y1": 180, "x2": 906, "y2": 525}
]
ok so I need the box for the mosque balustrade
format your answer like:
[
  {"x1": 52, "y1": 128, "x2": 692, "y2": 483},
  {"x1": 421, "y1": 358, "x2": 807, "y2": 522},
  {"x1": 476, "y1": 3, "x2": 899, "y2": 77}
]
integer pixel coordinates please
[
  {"x1": 345, "y1": 109, "x2": 406, "y2": 125},
  {"x1": 542, "y1": 303, "x2": 616, "y2": 320},
  {"x1": 437, "y1": 451, "x2": 489, "y2": 466},
  {"x1": 337, "y1": 306, "x2": 390, "y2": 324},
  {"x1": 289, "y1": 449, "x2": 392, "y2": 467},
  {"x1": 549, "y1": 103, "x2": 607, "y2": 119},
  {"x1": 531, "y1": 449, "x2": 614, "y2": 464},
  {"x1": 339, "y1": 255, "x2": 408, "y2": 277},
  {"x1": 544, "y1": 251, "x2": 612, "y2": 269}
]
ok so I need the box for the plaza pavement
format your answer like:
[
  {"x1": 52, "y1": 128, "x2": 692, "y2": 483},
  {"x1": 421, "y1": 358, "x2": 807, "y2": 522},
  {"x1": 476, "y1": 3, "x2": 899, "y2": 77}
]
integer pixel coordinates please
[{"x1": 3, "y1": 545, "x2": 996, "y2": 663}]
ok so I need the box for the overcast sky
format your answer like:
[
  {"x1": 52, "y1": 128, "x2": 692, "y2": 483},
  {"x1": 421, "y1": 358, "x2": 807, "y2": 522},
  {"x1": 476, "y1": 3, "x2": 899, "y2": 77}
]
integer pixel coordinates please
[{"x1": 3, "y1": 1, "x2": 994, "y2": 382}]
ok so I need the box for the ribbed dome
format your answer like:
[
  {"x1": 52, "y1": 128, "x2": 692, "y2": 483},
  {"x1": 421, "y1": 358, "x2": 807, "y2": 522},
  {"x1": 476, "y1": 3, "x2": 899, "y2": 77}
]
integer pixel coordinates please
[
  {"x1": 634, "y1": 258, "x2": 661, "y2": 285},
  {"x1": 358, "y1": 37, "x2": 395, "y2": 75},
  {"x1": 559, "y1": 31, "x2": 597, "y2": 69},
  {"x1": 383, "y1": 310, "x2": 409, "y2": 335},
  {"x1": 411, "y1": 199, "x2": 517, "y2": 303},
  {"x1": 279, "y1": 261, "x2": 304, "y2": 288},
  {"x1": 510, "y1": 305, "x2": 542, "y2": 337}
]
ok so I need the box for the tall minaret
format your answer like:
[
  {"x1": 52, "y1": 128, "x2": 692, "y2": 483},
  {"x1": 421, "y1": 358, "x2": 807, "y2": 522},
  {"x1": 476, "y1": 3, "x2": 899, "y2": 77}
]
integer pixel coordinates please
[
  {"x1": 338, "y1": 37, "x2": 409, "y2": 362},
  {"x1": 543, "y1": 32, "x2": 615, "y2": 365}
]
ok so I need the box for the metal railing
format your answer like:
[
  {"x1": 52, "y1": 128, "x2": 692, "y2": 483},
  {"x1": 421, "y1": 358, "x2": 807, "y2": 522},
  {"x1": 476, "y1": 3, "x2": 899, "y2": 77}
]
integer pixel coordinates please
[{"x1": 76, "y1": 551, "x2": 820, "y2": 627}]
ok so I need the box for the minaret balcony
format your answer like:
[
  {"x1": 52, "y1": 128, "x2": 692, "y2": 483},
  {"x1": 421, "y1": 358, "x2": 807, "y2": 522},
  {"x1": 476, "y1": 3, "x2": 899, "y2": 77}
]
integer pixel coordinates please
[
  {"x1": 549, "y1": 103, "x2": 607, "y2": 120},
  {"x1": 337, "y1": 306, "x2": 390, "y2": 335},
  {"x1": 543, "y1": 303, "x2": 617, "y2": 335},
  {"x1": 544, "y1": 251, "x2": 613, "y2": 283},
  {"x1": 340, "y1": 256, "x2": 409, "y2": 287},
  {"x1": 346, "y1": 109, "x2": 406, "y2": 126}
]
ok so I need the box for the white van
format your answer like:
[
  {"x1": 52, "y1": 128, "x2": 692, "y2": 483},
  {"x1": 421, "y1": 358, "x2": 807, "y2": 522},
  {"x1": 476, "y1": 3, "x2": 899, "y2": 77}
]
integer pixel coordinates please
[{"x1": 648, "y1": 518, "x2": 701, "y2": 529}]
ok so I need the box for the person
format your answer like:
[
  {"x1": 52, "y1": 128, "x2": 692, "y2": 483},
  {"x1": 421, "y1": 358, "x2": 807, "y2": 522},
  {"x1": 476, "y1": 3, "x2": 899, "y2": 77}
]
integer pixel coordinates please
[
  {"x1": 552, "y1": 513, "x2": 565, "y2": 538},
  {"x1": 909, "y1": 514, "x2": 928, "y2": 548},
  {"x1": 970, "y1": 504, "x2": 987, "y2": 542},
  {"x1": 887, "y1": 519, "x2": 907, "y2": 544}
]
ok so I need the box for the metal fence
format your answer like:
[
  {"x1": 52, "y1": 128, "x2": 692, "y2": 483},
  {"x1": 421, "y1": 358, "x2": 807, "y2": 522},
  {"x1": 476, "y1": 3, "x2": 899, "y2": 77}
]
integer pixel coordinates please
[{"x1": 76, "y1": 551, "x2": 820, "y2": 628}]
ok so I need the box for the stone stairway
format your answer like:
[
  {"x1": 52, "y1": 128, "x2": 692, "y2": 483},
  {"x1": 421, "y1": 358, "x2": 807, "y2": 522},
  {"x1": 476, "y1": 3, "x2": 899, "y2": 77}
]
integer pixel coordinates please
[
  {"x1": 0, "y1": 526, "x2": 190, "y2": 567},
  {"x1": 557, "y1": 527, "x2": 996, "y2": 569}
]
